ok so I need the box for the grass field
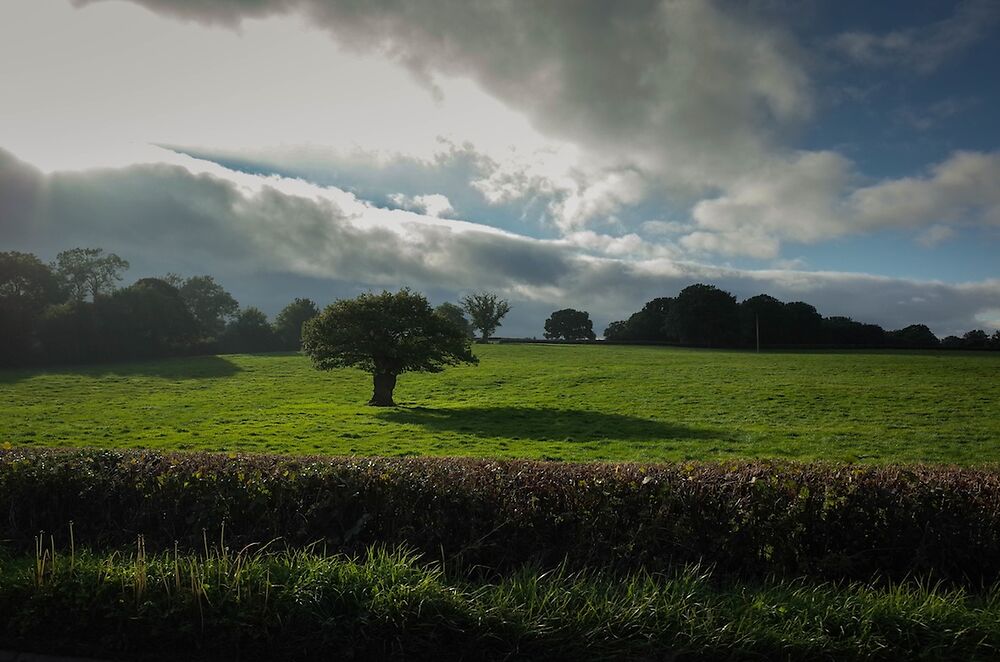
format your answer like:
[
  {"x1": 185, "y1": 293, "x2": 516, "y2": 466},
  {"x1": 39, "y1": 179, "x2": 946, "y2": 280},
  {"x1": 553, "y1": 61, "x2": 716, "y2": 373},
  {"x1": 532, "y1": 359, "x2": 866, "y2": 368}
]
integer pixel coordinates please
[{"x1": 3, "y1": 344, "x2": 998, "y2": 464}]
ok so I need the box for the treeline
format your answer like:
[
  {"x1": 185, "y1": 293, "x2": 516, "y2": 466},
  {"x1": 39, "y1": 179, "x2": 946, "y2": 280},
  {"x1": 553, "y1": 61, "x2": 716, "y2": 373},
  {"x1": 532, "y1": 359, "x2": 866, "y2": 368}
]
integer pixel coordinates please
[
  {"x1": 0, "y1": 249, "x2": 320, "y2": 367},
  {"x1": 602, "y1": 283, "x2": 1000, "y2": 350}
]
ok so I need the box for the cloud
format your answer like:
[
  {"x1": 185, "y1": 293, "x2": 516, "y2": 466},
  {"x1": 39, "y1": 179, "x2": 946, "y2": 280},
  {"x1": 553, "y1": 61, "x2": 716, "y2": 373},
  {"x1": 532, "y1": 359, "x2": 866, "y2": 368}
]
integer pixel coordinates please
[
  {"x1": 673, "y1": 149, "x2": 1000, "y2": 257},
  {"x1": 680, "y1": 151, "x2": 855, "y2": 258},
  {"x1": 850, "y1": 151, "x2": 1000, "y2": 230},
  {"x1": 916, "y1": 225, "x2": 956, "y2": 248},
  {"x1": 830, "y1": 0, "x2": 1000, "y2": 73},
  {"x1": 76, "y1": 0, "x2": 812, "y2": 194},
  {"x1": 2, "y1": 146, "x2": 998, "y2": 337},
  {"x1": 388, "y1": 192, "x2": 454, "y2": 218}
]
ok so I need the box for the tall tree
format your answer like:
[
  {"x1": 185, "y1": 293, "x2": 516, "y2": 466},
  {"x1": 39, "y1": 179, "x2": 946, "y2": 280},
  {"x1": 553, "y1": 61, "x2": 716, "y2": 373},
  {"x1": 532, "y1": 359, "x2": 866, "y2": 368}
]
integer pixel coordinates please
[
  {"x1": 544, "y1": 308, "x2": 596, "y2": 340},
  {"x1": 274, "y1": 297, "x2": 320, "y2": 350},
  {"x1": 665, "y1": 284, "x2": 739, "y2": 347},
  {"x1": 303, "y1": 289, "x2": 477, "y2": 406},
  {"x1": 461, "y1": 291, "x2": 511, "y2": 342},
  {"x1": 784, "y1": 301, "x2": 824, "y2": 345},
  {"x1": 626, "y1": 297, "x2": 674, "y2": 341},
  {"x1": 0, "y1": 251, "x2": 61, "y2": 365},
  {"x1": 738, "y1": 294, "x2": 787, "y2": 348},
  {"x1": 177, "y1": 275, "x2": 239, "y2": 339},
  {"x1": 53, "y1": 248, "x2": 129, "y2": 301}
]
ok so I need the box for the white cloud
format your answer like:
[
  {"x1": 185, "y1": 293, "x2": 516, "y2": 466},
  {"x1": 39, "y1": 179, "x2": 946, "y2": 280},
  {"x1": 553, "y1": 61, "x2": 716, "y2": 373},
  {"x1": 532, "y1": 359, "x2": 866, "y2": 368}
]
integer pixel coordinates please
[
  {"x1": 388, "y1": 193, "x2": 454, "y2": 218},
  {"x1": 851, "y1": 151, "x2": 1000, "y2": 230},
  {"x1": 680, "y1": 151, "x2": 854, "y2": 257},
  {"x1": 670, "y1": 149, "x2": 1000, "y2": 258}
]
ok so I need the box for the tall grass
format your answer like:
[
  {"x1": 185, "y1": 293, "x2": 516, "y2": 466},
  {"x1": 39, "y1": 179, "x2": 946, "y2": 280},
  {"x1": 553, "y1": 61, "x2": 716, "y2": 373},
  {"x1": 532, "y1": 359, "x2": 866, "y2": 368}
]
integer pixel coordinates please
[{"x1": 2, "y1": 541, "x2": 1000, "y2": 660}]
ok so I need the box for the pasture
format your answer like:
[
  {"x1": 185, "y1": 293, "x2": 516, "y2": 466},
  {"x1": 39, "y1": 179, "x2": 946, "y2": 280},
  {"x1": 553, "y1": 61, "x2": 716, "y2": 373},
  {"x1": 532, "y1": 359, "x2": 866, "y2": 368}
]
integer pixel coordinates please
[{"x1": 4, "y1": 344, "x2": 998, "y2": 464}]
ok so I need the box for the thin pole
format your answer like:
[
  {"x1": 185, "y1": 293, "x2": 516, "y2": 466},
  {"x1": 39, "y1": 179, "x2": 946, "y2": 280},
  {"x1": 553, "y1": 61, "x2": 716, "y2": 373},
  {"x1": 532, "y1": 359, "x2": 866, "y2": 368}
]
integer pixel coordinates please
[{"x1": 755, "y1": 313, "x2": 760, "y2": 353}]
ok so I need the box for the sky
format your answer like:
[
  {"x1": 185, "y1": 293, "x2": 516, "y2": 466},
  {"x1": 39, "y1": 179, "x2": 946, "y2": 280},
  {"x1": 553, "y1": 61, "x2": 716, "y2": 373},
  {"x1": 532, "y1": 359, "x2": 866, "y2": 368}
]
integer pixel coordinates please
[{"x1": 1, "y1": 0, "x2": 998, "y2": 337}]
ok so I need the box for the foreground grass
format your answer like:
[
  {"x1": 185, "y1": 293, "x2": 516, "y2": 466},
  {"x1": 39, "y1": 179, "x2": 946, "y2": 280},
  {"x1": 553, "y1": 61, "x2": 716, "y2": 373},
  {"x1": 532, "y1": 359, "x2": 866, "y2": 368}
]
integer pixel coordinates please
[
  {"x1": 3, "y1": 345, "x2": 999, "y2": 463},
  {"x1": 3, "y1": 545, "x2": 1000, "y2": 661}
]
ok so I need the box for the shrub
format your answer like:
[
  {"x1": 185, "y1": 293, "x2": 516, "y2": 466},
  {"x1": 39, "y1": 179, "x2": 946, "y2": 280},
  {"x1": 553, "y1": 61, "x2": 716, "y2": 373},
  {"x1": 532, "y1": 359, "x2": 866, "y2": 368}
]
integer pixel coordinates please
[{"x1": 2, "y1": 448, "x2": 1000, "y2": 583}]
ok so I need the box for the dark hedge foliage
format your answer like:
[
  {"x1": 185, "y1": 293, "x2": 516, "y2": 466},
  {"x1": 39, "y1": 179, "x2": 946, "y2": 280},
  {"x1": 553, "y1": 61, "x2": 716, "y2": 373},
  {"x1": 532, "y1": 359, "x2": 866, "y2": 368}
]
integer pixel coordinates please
[{"x1": 2, "y1": 448, "x2": 1000, "y2": 584}]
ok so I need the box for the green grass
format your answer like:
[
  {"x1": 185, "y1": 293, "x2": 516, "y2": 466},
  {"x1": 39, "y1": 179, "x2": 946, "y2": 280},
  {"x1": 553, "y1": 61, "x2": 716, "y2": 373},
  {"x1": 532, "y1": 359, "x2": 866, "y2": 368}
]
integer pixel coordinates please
[
  {"x1": 3, "y1": 345, "x2": 998, "y2": 463},
  {"x1": 5, "y1": 544, "x2": 1000, "y2": 660}
]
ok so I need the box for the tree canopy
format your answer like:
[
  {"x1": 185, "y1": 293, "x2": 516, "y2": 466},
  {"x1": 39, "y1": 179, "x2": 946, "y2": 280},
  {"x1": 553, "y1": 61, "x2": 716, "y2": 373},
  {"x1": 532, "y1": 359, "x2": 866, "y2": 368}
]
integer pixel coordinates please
[
  {"x1": 461, "y1": 291, "x2": 511, "y2": 342},
  {"x1": 274, "y1": 297, "x2": 320, "y2": 350},
  {"x1": 665, "y1": 284, "x2": 739, "y2": 347},
  {"x1": 176, "y1": 275, "x2": 239, "y2": 339},
  {"x1": 544, "y1": 308, "x2": 596, "y2": 340},
  {"x1": 303, "y1": 289, "x2": 478, "y2": 406},
  {"x1": 223, "y1": 307, "x2": 278, "y2": 354},
  {"x1": 53, "y1": 247, "x2": 129, "y2": 301},
  {"x1": 434, "y1": 302, "x2": 473, "y2": 338}
]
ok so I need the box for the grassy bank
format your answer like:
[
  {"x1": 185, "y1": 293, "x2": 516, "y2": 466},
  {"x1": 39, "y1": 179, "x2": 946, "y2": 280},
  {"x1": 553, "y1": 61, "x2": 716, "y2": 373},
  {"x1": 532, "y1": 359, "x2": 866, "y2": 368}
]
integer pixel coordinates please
[
  {"x1": 3, "y1": 345, "x2": 999, "y2": 463},
  {"x1": 3, "y1": 544, "x2": 1000, "y2": 661}
]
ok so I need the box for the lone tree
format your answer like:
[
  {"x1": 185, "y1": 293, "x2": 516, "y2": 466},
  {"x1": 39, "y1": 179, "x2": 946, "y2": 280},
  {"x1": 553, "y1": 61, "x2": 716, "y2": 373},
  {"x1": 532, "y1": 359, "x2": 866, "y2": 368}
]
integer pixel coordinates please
[
  {"x1": 461, "y1": 291, "x2": 511, "y2": 342},
  {"x1": 544, "y1": 308, "x2": 596, "y2": 340},
  {"x1": 302, "y1": 289, "x2": 477, "y2": 406}
]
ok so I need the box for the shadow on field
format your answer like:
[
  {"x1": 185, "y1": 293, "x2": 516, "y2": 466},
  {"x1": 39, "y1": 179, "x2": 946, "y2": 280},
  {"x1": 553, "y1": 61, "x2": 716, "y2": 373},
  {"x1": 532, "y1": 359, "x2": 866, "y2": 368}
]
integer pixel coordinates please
[
  {"x1": 0, "y1": 354, "x2": 243, "y2": 383},
  {"x1": 378, "y1": 406, "x2": 727, "y2": 443}
]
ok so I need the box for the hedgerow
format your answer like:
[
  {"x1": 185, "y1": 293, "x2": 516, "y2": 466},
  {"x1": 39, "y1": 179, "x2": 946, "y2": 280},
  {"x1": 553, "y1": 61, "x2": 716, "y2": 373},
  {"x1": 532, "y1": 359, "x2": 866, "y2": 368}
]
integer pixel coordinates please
[{"x1": 2, "y1": 448, "x2": 999, "y2": 583}]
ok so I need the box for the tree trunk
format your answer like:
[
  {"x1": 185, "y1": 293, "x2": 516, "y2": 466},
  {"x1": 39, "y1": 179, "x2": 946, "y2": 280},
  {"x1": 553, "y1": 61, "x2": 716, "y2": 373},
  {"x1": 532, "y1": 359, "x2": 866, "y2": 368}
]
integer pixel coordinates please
[{"x1": 368, "y1": 372, "x2": 397, "y2": 407}]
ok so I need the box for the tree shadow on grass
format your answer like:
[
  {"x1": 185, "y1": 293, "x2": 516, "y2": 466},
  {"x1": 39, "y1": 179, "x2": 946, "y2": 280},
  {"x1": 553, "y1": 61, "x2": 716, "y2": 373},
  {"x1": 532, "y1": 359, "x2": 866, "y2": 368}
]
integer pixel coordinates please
[
  {"x1": 377, "y1": 406, "x2": 730, "y2": 444},
  {"x1": 0, "y1": 354, "x2": 243, "y2": 384}
]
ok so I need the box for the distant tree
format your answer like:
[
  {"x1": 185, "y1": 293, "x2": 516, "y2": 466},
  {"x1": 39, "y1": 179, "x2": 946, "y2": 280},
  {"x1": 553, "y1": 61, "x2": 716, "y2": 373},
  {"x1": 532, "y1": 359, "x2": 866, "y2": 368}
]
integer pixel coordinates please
[
  {"x1": 665, "y1": 284, "x2": 739, "y2": 347},
  {"x1": 101, "y1": 278, "x2": 198, "y2": 359},
  {"x1": 544, "y1": 308, "x2": 596, "y2": 340},
  {"x1": 888, "y1": 324, "x2": 939, "y2": 349},
  {"x1": 274, "y1": 297, "x2": 320, "y2": 350},
  {"x1": 626, "y1": 297, "x2": 674, "y2": 341},
  {"x1": 603, "y1": 320, "x2": 629, "y2": 341},
  {"x1": 222, "y1": 307, "x2": 278, "y2": 354},
  {"x1": 53, "y1": 248, "x2": 129, "y2": 301},
  {"x1": 822, "y1": 316, "x2": 885, "y2": 347},
  {"x1": 461, "y1": 291, "x2": 511, "y2": 342},
  {"x1": 738, "y1": 294, "x2": 788, "y2": 348},
  {"x1": 303, "y1": 289, "x2": 477, "y2": 406},
  {"x1": 941, "y1": 335, "x2": 964, "y2": 349},
  {"x1": 0, "y1": 251, "x2": 59, "y2": 303},
  {"x1": 177, "y1": 275, "x2": 239, "y2": 339},
  {"x1": 962, "y1": 329, "x2": 990, "y2": 349},
  {"x1": 990, "y1": 330, "x2": 1000, "y2": 351},
  {"x1": 435, "y1": 302, "x2": 473, "y2": 338},
  {"x1": 784, "y1": 301, "x2": 824, "y2": 345},
  {"x1": 0, "y1": 251, "x2": 61, "y2": 365},
  {"x1": 37, "y1": 301, "x2": 99, "y2": 364}
]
